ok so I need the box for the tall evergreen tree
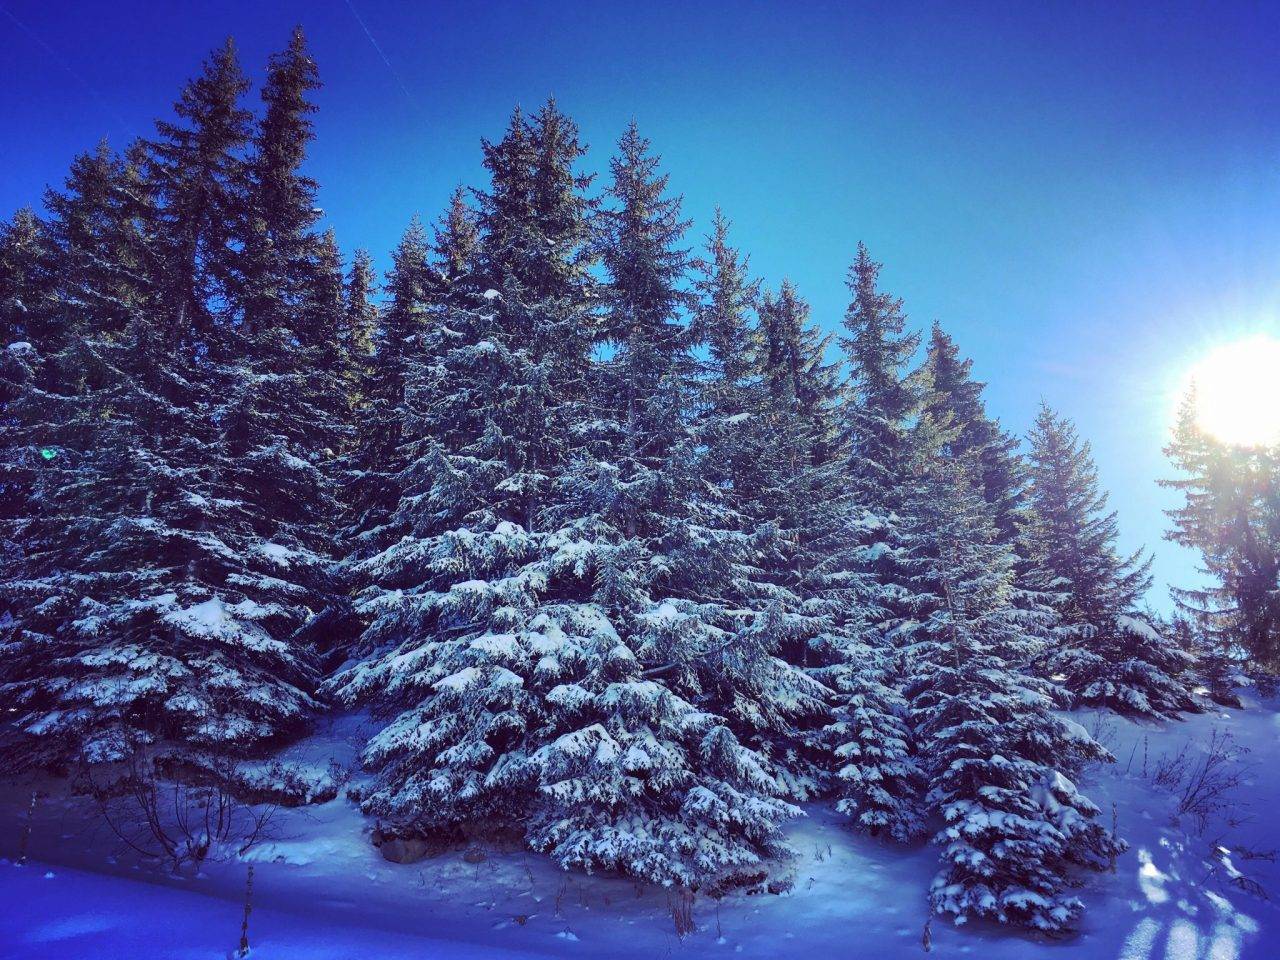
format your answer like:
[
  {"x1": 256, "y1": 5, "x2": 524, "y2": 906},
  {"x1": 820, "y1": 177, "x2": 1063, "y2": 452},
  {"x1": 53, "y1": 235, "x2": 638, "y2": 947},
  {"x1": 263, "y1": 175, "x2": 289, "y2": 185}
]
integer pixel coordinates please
[
  {"x1": 331, "y1": 111, "x2": 800, "y2": 891},
  {"x1": 0, "y1": 37, "x2": 347, "y2": 773},
  {"x1": 821, "y1": 243, "x2": 931, "y2": 838},
  {"x1": 692, "y1": 209, "x2": 757, "y2": 420},
  {"x1": 898, "y1": 458, "x2": 1122, "y2": 932},
  {"x1": 238, "y1": 26, "x2": 322, "y2": 335},
  {"x1": 741, "y1": 282, "x2": 845, "y2": 772},
  {"x1": 1, "y1": 208, "x2": 56, "y2": 543},
  {"x1": 0, "y1": 122, "x2": 319, "y2": 770},
  {"x1": 213, "y1": 27, "x2": 348, "y2": 708},
  {"x1": 343, "y1": 218, "x2": 435, "y2": 562},
  {"x1": 922, "y1": 322, "x2": 1061, "y2": 672},
  {"x1": 840, "y1": 242, "x2": 921, "y2": 510},
  {"x1": 328, "y1": 247, "x2": 379, "y2": 466},
  {"x1": 341, "y1": 249, "x2": 378, "y2": 370},
  {"x1": 0, "y1": 207, "x2": 56, "y2": 348},
  {"x1": 146, "y1": 37, "x2": 251, "y2": 335},
  {"x1": 1027, "y1": 403, "x2": 1195, "y2": 716},
  {"x1": 923, "y1": 323, "x2": 1026, "y2": 546},
  {"x1": 330, "y1": 101, "x2": 603, "y2": 846},
  {"x1": 1162, "y1": 387, "x2": 1280, "y2": 671},
  {"x1": 689, "y1": 220, "x2": 835, "y2": 786}
]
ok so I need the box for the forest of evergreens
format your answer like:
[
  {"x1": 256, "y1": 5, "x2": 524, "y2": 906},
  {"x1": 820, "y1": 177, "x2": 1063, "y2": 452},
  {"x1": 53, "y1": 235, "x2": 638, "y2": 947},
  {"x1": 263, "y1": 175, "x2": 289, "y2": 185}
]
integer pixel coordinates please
[{"x1": 3, "y1": 30, "x2": 1277, "y2": 934}]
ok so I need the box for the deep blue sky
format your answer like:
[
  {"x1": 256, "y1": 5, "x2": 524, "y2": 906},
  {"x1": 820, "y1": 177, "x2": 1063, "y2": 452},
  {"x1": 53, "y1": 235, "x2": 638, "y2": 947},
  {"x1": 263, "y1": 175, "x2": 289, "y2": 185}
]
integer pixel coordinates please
[{"x1": 4, "y1": 0, "x2": 1280, "y2": 606}]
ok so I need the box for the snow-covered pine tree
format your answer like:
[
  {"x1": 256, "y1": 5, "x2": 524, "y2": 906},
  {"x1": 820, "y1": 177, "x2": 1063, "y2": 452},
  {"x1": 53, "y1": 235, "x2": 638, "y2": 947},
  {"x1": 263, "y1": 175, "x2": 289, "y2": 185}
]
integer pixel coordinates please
[
  {"x1": 819, "y1": 243, "x2": 930, "y2": 841},
  {"x1": 585, "y1": 180, "x2": 831, "y2": 806},
  {"x1": 839, "y1": 242, "x2": 921, "y2": 512},
  {"x1": 0, "y1": 207, "x2": 55, "y2": 649},
  {"x1": 0, "y1": 207, "x2": 56, "y2": 348},
  {"x1": 237, "y1": 28, "x2": 320, "y2": 331},
  {"x1": 922, "y1": 323, "x2": 1027, "y2": 548},
  {"x1": 731, "y1": 279, "x2": 852, "y2": 790},
  {"x1": 0, "y1": 134, "x2": 316, "y2": 770},
  {"x1": 1162, "y1": 386, "x2": 1280, "y2": 673},
  {"x1": 331, "y1": 111, "x2": 800, "y2": 891},
  {"x1": 1026, "y1": 402, "x2": 1196, "y2": 716},
  {"x1": 211, "y1": 25, "x2": 355, "y2": 732},
  {"x1": 921, "y1": 322, "x2": 1062, "y2": 674},
  {"x1": 0, "y1": 208, "x2": 55, "y2": 539},
  {"x1": 897, "y1": 454, "x2": 1122, "y2": 932},
  {"x1": 0, "y1": 42, "x2": 333, "y2": 773},
  {"x1": 1167, "y1": 610, "x2": 1245, "y2": 708},
  {"x1": 227, "y1": 24, "x2": 346, "y2": 488},
  {"x1": 342, "y1": 217, "x2": 436, "y2": 563},
  {"x1": 753, "y1": 280, "x2": 848, "y2": 661},
  {"x1": 305, "y1": 228, "x2": 356, "y2": 436},
  {"x1": 689, "y1": 217, "x2": 834, "y2": 777},
  {"x1": 338, "y1": 248, "x2": 378, "y2": 413},
  {"x1": 524, "y1": 123, "x2": 804, "y2": 888},
  {"x1": 146, "y1": 37, "x2": 250, "y2": 337},
  {"x1": 328, "y1": 101, "x2": 602, "y2": 843},
  {"x1": 2, "y1": 141, "x2": 163, "y2": 574}
]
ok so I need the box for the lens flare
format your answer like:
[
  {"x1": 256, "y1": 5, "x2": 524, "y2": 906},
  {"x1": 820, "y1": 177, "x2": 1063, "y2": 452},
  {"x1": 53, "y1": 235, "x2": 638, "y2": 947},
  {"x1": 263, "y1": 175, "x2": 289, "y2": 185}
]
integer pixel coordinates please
[{"x1": 1188, "y1": 335, "x2": 1280, "y2": 447}]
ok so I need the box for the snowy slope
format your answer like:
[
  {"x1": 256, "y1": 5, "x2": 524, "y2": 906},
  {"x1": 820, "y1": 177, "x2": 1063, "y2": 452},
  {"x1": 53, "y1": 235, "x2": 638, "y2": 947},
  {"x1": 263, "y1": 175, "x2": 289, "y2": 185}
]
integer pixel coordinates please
[{"x1": 2, "y1": 698, "x2": 1276, "y2": 959}]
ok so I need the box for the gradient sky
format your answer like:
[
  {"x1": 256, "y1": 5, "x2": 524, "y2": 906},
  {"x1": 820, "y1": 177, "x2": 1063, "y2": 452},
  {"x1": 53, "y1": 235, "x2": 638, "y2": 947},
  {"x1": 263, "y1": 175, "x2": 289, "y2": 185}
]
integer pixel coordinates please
[{"x1": 4, "y1": 0, "x2": 1280, "y2": 607}]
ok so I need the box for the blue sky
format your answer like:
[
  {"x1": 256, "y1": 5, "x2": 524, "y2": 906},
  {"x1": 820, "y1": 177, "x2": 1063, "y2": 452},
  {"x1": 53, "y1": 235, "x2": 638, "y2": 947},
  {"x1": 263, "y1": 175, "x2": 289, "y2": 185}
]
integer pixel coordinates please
[{"x1": 4, "y1": 0, "x2": 1280, "y2": 605}]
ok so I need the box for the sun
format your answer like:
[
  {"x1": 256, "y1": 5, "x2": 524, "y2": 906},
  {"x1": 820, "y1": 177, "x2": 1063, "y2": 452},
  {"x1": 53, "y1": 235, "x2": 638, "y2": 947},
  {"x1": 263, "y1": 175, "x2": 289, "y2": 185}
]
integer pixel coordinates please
[{"x1": 1188, "y1": 335, "x2": 1280, "y2": 447}]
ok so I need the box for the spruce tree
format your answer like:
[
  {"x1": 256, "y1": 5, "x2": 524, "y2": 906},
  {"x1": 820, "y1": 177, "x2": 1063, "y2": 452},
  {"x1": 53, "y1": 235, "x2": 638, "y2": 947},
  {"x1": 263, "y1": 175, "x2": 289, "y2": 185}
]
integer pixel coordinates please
[
  {"x1": 840, "y1": 242, "x2": 921, "y2": 510},
  {"x1": 343, "y1": 218, "x2": 435, "y2": 563},
  {"x1": 530, "y1": 122, "x2": 803, "y2": 887},
  {"x1": 898, "y1": 458, "x2": 1122, "y2": 932},
  {"x1": 1162, "y1": 387, "x2": 1280, "y2": 672},
  {"x1": 0, "y1": 207, "x2": 55, "y2": 348},
  {"x1": 0, "y1": 208, "x2": 55, "y2": 542},
  {"x1": 821, "y1": 243, "x2": 931, "y2": 838},
  {"x1": 330, "y1": 101, "x2": 606, "y2": 847},
  {"x1": 146, "y1": 37, "x2": 251, "y2": 335},
  {"x1": 331, "y1": 111, "x2": 800, "y2": 890},
  {"x1": 922, "y1": 322, "x2": 1061, "y2": 673},
  {"x1": 0, "y1": 124, "x2": 319, "y2": 770},
  {"x1": 213, "y1": 26, "x2": 346, "y2": 714},
  {"x1": 238, "y1": 26, "x2": 322, "y2": 335},
  {"x1": 1027, "y1": 403, "x2": 1195, "y2": 716},
  {"x1": 923, "y1": 323, "x2": 1026, "y2": 546},
  {"x1": 341, "y1": 249, "x2": 378, "y2": 375},
  {"x1": 688, "y1": 219, "x2": 835, "y2": 787},
  {"x1": 0, "y1": 40, "x2": 338, "y2": 773}
]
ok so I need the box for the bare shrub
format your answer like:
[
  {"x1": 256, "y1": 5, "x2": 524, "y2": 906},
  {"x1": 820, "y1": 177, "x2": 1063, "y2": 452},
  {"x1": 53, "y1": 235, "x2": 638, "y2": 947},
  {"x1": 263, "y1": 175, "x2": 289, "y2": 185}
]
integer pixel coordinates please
[
  {"x1": 1175, "y1": 729, "x2": 1249, "y2": 833},
  {"x1": 16, "y1": 789, "x2": 38, "y2": 866},
  {"x1": 1085, "y1": 710, "x2": 1118, "y2": 752},
  {"x1": 1148, "y1": 728, "x2": 1251, "y2": 834},
  {"x1": 236, "y1": 863, "x2": 254, "y2": 957},
  {"x1": 84, "y1": 751, "x2": 277, "y2": 872},
  {"x1": 1150, "y1": 741, "x2": 1191, "y2": 790}
]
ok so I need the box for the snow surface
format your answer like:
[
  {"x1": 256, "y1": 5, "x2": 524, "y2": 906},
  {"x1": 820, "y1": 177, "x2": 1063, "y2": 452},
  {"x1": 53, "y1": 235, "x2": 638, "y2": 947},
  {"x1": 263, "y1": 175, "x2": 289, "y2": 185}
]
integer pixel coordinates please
[
  {"x1": 2, "y1": 700, "x2": 1277, "y2": 958},
  {"x1": 0, "y1": 861, "x2": 542, "y2": 960}
]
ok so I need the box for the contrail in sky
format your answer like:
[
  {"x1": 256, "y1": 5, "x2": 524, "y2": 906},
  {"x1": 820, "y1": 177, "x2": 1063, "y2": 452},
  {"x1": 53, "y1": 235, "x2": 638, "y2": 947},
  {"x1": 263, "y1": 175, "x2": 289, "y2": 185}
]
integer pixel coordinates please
[
  {"x1": 341, "y1": 0, "x2": 417, "y2": 107},
  {"x1": 0, "y1": 1, "x2": 127, "y2": 132}
]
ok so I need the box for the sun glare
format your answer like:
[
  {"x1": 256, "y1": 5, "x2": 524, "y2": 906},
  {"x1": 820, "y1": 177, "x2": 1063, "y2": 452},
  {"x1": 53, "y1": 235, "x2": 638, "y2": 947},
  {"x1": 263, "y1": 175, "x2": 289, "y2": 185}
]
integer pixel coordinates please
[{"x1": 1188, "y1": 335, "x2": 1280, "y2": 447}]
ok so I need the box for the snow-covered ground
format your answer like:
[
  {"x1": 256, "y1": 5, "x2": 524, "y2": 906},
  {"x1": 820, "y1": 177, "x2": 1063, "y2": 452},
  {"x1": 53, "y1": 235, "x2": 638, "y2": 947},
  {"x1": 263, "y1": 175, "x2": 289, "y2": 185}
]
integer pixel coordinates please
[{"x1": 3, "y1": 694, "x2": 1276, "y2": 959}]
